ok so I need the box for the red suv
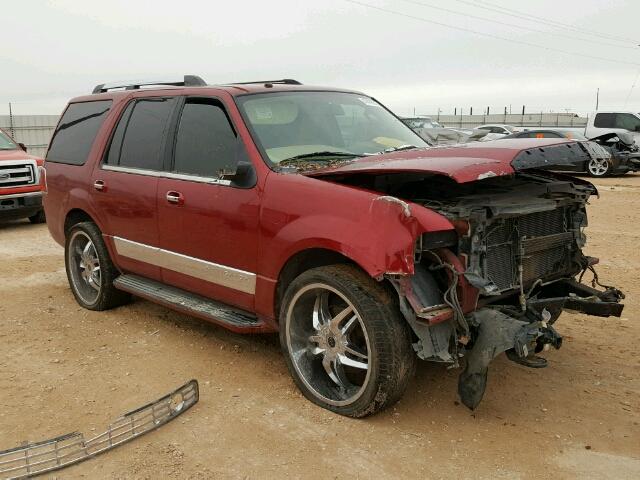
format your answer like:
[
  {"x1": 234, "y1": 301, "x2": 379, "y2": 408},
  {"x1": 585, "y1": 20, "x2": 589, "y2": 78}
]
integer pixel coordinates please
[
  {"x1": 44, "y1": 76, "x2": 624, "y2": 417},
  {"x1": 0, "y1": 128, "x2": 45, "y2": 223}
]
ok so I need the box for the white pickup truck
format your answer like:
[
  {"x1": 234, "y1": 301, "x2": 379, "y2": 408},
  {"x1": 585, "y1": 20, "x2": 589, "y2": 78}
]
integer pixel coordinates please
[{"x1": 583, "y1": 111, "x2": 640, "y2": 142}]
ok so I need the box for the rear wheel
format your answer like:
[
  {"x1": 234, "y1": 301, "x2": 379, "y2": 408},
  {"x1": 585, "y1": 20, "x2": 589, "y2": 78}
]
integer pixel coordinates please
[
  {"x1": 587, "y1": 157, "x2": 611, "y2": 177},
  {"x1": 280, "y1": 265, "x2": 415, "y2": 417},
  {"x1": 28, "y1": 210, "x2": 46, "y2": 224},
  {"x1": 65, "y1": 222, "x2": 130, "y2": 310}
]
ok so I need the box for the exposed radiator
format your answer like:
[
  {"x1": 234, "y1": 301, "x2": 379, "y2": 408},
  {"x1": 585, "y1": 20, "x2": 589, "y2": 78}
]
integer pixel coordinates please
[{"x1": 483, "y1": 208, "x2": 574, "y2": 291}]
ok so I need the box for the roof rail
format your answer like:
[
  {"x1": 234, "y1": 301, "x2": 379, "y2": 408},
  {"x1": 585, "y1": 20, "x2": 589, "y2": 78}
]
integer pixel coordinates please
[
  {"x1": 92, "y1": 75, "x2": 207, "y2": 94},
  {"x1": 226, "y1": 79, "x2": 302, "y2": 86}
]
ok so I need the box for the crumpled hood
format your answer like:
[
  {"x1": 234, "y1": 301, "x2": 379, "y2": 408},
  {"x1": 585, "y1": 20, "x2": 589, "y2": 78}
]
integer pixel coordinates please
[{"x1": 305, "y1": 138, "x2": 598, "y2": 183}]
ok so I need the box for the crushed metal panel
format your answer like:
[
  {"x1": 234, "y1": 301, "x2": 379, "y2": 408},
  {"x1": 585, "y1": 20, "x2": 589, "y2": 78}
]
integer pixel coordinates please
[
  {"x1": 511, "y1": 141, "x2": 610, "y2": 171},
  {"x1": 0, "y1": 380, "x2": 198, "y2": 479}
]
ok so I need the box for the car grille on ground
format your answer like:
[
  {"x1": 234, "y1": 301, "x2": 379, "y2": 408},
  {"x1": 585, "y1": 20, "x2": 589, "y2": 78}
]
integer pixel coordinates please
[
  {"x1": 0, "y1": 161, "x2": 36, "y2": 188},
  {"x1": 484, "y1": 208, "x2": 573, "y2": 291}
]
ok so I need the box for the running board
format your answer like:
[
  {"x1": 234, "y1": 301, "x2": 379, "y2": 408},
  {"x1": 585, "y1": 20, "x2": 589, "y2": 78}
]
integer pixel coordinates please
[{"x1": 113, "y1": 274, "x2": 263, "y2": 331}]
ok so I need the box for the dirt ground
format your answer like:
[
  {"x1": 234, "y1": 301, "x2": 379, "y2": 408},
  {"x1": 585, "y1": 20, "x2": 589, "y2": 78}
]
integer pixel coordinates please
[{"x1": 1, "y1": 174, "x2": 639, "y2": 480}]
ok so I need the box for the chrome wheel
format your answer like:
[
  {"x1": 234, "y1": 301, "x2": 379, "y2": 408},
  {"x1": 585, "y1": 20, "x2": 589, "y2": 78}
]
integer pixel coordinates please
[
  {"x1": 588, "y1": 158, "x2": 610, "y2": 176},
  {"x1": 68, "y1": 230, "x2": 102, "y2": 304},
  {"x1": 285, "y1": 283, "x2": 371, "y2": 407}
]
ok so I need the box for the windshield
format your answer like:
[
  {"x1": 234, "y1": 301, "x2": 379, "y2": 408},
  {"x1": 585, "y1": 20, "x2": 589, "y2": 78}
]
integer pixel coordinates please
[
  {"x1": 236, "y1": 92, "x2": 428, "y2": 165},
  {"x1": 0, "y1": 130, "x2": 18, "y2": 150}
]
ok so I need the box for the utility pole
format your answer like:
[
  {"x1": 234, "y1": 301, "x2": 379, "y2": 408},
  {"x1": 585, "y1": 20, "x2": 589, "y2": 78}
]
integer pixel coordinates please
[
  {"x1": 8, "y1": 102, "x2": 15, "y2": 138},
  {"x1": 595, "y1": 88, "x2": 600, "y2": 111}
]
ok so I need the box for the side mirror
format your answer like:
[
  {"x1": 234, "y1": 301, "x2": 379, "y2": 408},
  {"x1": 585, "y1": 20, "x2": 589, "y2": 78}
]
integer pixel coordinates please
[
  {"x1": 223, "y1": 161, "x2": 256, "y2": 188},
  {"x1": 18, "y1": 143, "x2": 27, "y2": 152},
  {"x1": 635, "y1": 125, "x2": 640, "y2": 132}
]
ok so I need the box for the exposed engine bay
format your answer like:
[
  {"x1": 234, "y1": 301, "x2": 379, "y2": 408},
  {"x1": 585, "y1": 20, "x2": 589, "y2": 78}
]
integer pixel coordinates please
[{"x1": 327, "y1": 169, "x2": 625, "y2": 409}]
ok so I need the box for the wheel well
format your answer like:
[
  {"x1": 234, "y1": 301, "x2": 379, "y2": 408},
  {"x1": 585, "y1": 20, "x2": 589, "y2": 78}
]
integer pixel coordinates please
[
  {"x1": 64, "y1": 209, "x2": 94, "y2": 234},
  {"x1": 275, "y1": 248, "x2": 355, "y2": 319}
]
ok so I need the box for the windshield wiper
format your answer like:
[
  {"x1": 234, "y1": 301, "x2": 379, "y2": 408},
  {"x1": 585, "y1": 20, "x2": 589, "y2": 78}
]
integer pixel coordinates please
[
  {"x1": 380, "y1": 144, "x2": 418, "y2": 153},
  {"x1": 279, "y1": 151, "x2": 360, "y2": 166}
]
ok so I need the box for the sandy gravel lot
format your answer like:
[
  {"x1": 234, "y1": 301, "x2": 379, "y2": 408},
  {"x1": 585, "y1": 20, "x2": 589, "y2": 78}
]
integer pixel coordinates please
[{"x1": 0, "y1": 175, "x2": 639, "y2": 479}]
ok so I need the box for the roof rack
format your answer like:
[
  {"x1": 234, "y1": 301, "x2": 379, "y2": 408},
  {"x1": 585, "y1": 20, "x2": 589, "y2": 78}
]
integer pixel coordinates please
[
  {"x1": 92, "y1": 75, "x2": 207, "y2": 94},
  {"x1": 226, "y1": 79, "x2": 302, "y2": 86}
]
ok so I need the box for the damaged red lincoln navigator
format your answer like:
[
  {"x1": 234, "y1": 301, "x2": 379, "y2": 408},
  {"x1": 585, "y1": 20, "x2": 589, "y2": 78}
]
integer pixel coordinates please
[{"x1": 43, "y1": 76, "x2": 624, "y2": 417}]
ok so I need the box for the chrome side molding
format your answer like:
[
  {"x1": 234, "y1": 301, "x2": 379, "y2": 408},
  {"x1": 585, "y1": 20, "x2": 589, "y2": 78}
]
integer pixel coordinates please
[{"x1": 112, "y1": 236, "x2": 256, "y2": 295}]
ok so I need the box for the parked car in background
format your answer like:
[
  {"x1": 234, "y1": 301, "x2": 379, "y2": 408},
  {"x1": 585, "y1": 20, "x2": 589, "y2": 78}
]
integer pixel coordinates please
[
  {"x1": 474, "y1": 124, "x2": 519, "y2": 136},
  {"x1": 44, "y1": 76, "x2": 623, "y2": 417},
  {"x1": 401, "y1": 116, "x2": 445, "y2": 130},
  {"x1": 501, "y1": 129, "x2": 639, "y2": 176},
  {"x1": 0, "y1": 128, "x2": 46, "y2": 223},
  {"x1": 502, "y1": 129, "x2": 586, "y2": 140},
  {"x1": 402, "y1": 117, "x2": 481, "y2": 145}
]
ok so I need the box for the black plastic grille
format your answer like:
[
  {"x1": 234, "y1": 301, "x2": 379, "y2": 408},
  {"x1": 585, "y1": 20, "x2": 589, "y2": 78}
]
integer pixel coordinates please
[{"x1": 484, "y1": 208, "x2": 573, "y2": 291}]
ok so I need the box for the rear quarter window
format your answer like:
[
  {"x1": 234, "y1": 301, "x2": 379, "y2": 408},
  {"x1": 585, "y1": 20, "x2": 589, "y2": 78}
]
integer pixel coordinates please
[{"x1": 46, "y1": 100, "x2": 112, "y2": 165}]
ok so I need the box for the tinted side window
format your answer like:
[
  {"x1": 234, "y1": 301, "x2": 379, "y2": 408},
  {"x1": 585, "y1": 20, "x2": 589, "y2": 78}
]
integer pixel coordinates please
[
  {"x1": 614, "y1": 113, "x2": 640, "y2": 131},
  {"x1": 173, "y1": 99, "x2": 237, "y2": 177},
  {"x1": 105, "y1": 101, "x2": 135, "y2": 166},
  {"x1": 594, "y1": 113, "x2": 615, "y2": 128},
  {"x1": 118, "y1": 98, "x2": 176, "y2": 170},
  {"x1": 47, "y1": 100, "x2": 112, "y2": 165}
]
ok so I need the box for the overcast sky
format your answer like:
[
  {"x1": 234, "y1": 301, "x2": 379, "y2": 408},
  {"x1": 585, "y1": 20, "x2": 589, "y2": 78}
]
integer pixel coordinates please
[{"x1": 2, "y1": 0, "x2": 639, "y2": 116}]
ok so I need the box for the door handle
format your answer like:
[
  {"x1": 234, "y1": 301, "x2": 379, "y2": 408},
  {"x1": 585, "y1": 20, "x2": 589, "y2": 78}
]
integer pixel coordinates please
[
  {"x1": 93, "y1": 180, "x2": 107, "y2": 192},
  {"x1": 166, "y1": 191, "x2": 184, "y2": 206}
]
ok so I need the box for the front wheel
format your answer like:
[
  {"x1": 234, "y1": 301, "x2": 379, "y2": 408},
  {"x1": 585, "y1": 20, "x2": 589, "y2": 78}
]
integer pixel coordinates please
[
  {"x1": 279, "y1": 265, "x2": 415, "y2": 417},
  {"x1": 587, "y1": 157, "x2": 611, "y2": 177},
  {"x1": 28, "y1": 209, "x2": 46, "y2": 224}
]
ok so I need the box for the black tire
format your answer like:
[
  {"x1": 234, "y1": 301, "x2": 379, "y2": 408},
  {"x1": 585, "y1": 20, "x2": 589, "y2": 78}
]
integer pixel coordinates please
[
  {"x1": 279, "y1": 264, "x2": 416, "y2": 417},
  {"x1": 65, "y1": 221, "x2": 131, "y2": 310},
  {"x1": 28, "y1": 209, "x2": 46, "y2": 224}
]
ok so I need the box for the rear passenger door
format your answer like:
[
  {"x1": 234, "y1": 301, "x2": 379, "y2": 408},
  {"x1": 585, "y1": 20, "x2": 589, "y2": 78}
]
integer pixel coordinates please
[
  {"x1": 94, "y1": 96, "x2": 178, "y2": 281},
  {"x1": 157, "y1": 96, "x2": 260, "y2": 311}
]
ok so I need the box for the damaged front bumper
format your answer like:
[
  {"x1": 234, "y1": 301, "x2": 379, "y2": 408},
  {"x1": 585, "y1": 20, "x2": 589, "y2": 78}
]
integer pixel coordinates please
[
  {"x1": 0, "y1": 380, "x2": 198, "y2": 479},
  {"x1": 458, "y1": 280, "x2": 624, "y2": 409}
]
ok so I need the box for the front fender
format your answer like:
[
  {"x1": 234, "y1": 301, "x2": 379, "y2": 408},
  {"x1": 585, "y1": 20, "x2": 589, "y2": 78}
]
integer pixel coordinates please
[{"x1": 259, "y1": 173, "x2": 454, "y2": 281}]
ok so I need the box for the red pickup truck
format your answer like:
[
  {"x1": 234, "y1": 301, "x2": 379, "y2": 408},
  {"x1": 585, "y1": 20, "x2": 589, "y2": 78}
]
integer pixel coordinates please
[
  {"x1": 43, "y1": 77, "x2": 624, "y2": 417},
  {"x1": 0, "y1": 128, "x2": 45, "y2": 223}
]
